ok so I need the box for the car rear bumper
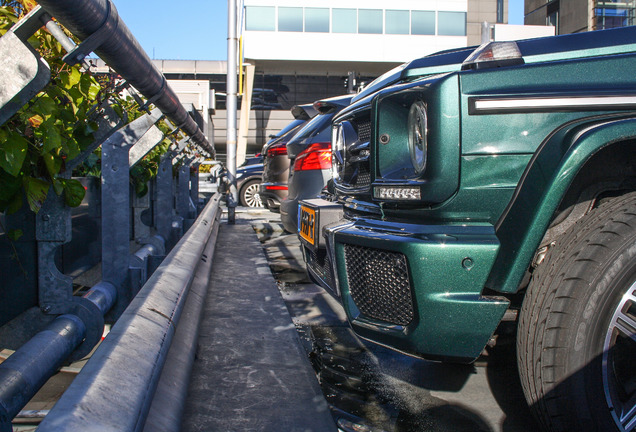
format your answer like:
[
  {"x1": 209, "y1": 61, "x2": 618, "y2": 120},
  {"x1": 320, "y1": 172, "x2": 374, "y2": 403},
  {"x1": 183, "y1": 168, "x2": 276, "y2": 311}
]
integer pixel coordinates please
[{"x1": 259, "y1": 182, "x2": 288, "y2": 210}]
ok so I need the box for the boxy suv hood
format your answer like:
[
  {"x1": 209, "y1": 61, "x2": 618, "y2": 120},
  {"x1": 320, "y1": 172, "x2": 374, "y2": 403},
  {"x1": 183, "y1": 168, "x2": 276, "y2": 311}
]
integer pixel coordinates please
[
  {"x1": 353, "y1": 46, "x2": 475, "y2": 103},
  {"x1": 353, "y1": 26, "x2": 636, "y2": 105}
]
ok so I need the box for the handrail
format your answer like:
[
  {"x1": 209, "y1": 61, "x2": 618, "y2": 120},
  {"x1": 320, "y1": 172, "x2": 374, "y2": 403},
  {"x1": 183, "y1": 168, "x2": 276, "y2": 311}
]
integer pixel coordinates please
[
  {"x1": 37, "y1": 194, "x2": 222, "y2": 431},
  {"x1": 35, "y1": 0, "x2": 215, "y2": 158}
]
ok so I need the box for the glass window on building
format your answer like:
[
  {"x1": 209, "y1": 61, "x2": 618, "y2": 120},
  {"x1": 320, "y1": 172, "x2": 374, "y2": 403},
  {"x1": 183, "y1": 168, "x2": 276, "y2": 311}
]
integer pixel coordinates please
[
  {"x1": 305, "y1": 8, "x2": 329, "y2": 32},
  {"x1": 358, "y1": 9, "x2": 383, "y2": 34},
  {"x1": 332, "y1": 8, "x2": 357, "y2": 33},
  {"x1": 438, "y1": 11, "x2": 466, "y2": 36},
  {"x1": 279, "y1": 7, "x2": 303, "y2": 32},
  {"x1": 595, "y1": 1, "x2": 635, "y2": 29},
  {"x1": 245, "y1": 6, "x2": 275, "y2": 31},
  {"x1": 385, "y1": 10, "x2": 410, "y2": 34},
  {"x1": 497, "y1": 0, "x2": 504, "y2": 23},
  {"x1": 411, "y1": 10, "x2": 435, "y2": 35},
  {"x1": 546, "y1": 10, "x2": 558, "y2": 30}
]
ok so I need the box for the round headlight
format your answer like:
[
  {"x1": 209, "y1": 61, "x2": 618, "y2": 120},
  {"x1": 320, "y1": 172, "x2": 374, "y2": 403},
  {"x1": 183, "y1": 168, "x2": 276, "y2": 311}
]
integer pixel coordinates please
[{"x1": 407, "y1": 101, "x2": 427, "y2": 175}]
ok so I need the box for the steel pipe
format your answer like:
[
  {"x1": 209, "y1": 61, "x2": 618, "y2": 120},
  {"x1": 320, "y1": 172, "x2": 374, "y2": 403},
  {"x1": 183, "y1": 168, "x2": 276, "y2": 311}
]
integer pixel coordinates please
[
  {"x1": 83, "y1": 281, "x2": 117, "y2": 316},
  {"x1": 35, "y1": 0, "x2": 214, "y2": 158},
  {"x1": 0, "y1": 315, "x2": 86, "y2": 431}
]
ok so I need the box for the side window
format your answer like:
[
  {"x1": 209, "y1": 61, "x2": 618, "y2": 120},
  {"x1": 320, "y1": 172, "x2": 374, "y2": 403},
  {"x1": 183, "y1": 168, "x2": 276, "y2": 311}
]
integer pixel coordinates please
[
  {"x1": 438, "y1": 11, "x2": 466, "y2": 36},
  {"x1": 305, "y1": 8, "x2": 329, "y2": 33},
  {"x1": 386, "y1": 10, "x2": 409, "y2": 35},
  {"x1": 411, "y1": 11, "x2": 435, "y2": 35},
  {"x1": 279, "y1": 7, "x2": 303, "y2": 32},
  {"x1": 245, "y1": 6, "x2": 275, "y2": 31},
  {"x1": 358, "y1": 9, "x2": 383, "y2": 34},
  {"x1": 332, "y1": 9, "x2": 357, "y2": 33}
]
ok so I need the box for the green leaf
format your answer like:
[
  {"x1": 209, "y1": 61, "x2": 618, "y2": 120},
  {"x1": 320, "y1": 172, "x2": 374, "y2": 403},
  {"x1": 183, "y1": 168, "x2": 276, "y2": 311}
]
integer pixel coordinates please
[
  {"x1": 8, "y1": 229, "x2": 23, "y2": 241},
  {"x1": 23, "y1": 176, "x2": 49, "y2": 213},
  {"x1": 60, "y1": 178, "x2": 85, "y2": 207},
  {"x1": 52, "y1": 178, "x2": 64, "y2": 195},
  {"x1": 0, "y1": 133, "x2": 28, "y2": 177},
  {"x1": 42, "y1": 152, "x2": 62, "y2": 178},
  {"x1": 35, "y1": 94, "x2": 58, "y2": 117},
  {"x1": 63, "y1": 68, "x2": 81, "y2": 89},
  {"x1": 79, "y1": 74, "x2": 93, "y2": 99},
  {"x1": 64, "y1": 137, "x2": 81, "y2": 159},
  {"x1": 42, "y1": 121, "x2": 62, "y2": 152},
  {"x1": 6, "y1": 192, "x2": 23, "y2": 214},
  {"x1": 0, "y1": 167, "x2": 23, "y2": 202},
  {"x1": 68, "y1": 87, "x2": 84, "y2": 106},
  {"x1": 87, "y1": 82, "x2": 100, "y2": 100}
]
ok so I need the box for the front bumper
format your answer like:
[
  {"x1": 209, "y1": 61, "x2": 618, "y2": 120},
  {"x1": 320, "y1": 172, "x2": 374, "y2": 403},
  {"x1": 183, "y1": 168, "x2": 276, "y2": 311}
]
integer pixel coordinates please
[{"x1": 300, "y1": 199, "x2": 509, "y2": 363}]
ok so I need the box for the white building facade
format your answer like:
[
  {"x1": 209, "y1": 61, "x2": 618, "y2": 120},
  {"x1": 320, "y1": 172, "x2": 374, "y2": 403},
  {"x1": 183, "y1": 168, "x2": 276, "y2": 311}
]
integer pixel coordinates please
[{"x1": 242, "y1": 0, "x2": 472, "y2": 64}]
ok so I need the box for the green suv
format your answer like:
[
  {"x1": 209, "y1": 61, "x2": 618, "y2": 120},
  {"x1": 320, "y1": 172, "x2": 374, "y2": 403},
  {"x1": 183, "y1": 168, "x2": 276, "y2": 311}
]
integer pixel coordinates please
[{"x1": 298, "y1": 27, "x2": 636, "y2": 432}]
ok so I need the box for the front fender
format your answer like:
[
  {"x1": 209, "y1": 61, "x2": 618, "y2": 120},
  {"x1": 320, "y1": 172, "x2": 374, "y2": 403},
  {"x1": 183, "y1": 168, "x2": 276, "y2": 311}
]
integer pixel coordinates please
[{"x1": 487, "y1": 115, "x2": 636, "y2": 292}]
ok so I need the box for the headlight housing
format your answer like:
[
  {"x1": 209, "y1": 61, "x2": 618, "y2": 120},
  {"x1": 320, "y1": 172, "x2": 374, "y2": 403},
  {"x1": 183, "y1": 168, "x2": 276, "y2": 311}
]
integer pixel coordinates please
[
  {"x1": 407, "y1": 101, "x2": 427, "y2": 175},
  {"x1": 331, "y1": 123, "x2": 345, "y2": 182}
]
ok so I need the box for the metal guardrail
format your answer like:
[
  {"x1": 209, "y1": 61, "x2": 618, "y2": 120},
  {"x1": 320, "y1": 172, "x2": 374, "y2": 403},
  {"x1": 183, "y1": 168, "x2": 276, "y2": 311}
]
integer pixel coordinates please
[
  {"x1": 0, "y1": 1, "x2": 222, "y2": 429},
  {"x1": 35, "y1": 0, "x2": 214, "y2": 158},
  {"x1": 37, "y1": 194, "x2": 222, "y2": 431}
]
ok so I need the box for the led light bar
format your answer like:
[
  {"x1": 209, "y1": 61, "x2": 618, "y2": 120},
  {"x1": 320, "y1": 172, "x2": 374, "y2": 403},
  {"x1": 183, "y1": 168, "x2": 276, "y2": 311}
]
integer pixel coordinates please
[{"x1": 374, "y1": 186, "x2": 421, "y2": 200}]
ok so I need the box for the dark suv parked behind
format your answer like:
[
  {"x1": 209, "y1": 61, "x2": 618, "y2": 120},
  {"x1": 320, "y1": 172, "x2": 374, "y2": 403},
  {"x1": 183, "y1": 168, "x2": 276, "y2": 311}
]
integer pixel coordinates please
[
  {"x1": 280, "y1": 95, "x2": 351, "y2": 233},
  {"x1": 260, "y1": 104, "x2": 316, "y2": 212}
]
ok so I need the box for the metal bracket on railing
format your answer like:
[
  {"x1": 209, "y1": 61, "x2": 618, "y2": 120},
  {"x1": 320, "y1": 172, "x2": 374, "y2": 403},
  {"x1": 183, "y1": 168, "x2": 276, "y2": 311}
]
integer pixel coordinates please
[
  {"x1": 36, "y1": 190, "x2": 72, "y2": 315},
  {"x1": 177, "y1": 156, "x2": 196, "y2": 228},
  {"x1": 0, "y1": 7, "x2": 51, "y2": 126},
  {"x1": 35, "y1": 191, "x2": 104, "y2": 361},
  {"x1": 62, "y1": 0, "x2": 118, "y2": 66},
  {"x1": 138, "y1": 76, "x2": 167, "y2": 112},
  {"x1": 63, "y1": 99, "x2": 126, "y2": 176},
  {"x1": 190, "y1": 158, "x2": 203, "y2": 216},
  {"x1": 101, "y1": 108, "x2": 165, "y2": 319},
  {"x1": 129, "y1": 110, "x2": 165, "y2": 167},
  {"x1": 155, "y1": 152, "x2": 175, "y2": 249}
]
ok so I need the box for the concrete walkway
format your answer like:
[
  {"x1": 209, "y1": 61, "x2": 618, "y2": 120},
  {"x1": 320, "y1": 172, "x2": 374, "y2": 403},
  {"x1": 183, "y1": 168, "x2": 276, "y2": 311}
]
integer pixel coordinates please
[{"x1": 181, "y1": 212, "x2": 337, "y2": 432}]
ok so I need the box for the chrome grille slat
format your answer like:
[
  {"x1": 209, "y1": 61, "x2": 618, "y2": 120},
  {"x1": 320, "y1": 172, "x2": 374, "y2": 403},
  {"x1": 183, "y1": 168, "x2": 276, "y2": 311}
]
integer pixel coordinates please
[{"x1": 334, "y1": 115, "x2": 372, "y2": 190}]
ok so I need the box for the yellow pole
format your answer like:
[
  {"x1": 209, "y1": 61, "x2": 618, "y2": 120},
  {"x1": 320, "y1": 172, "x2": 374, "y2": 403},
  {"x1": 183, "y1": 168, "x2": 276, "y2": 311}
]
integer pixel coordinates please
[{"x1": 238, "y1": 36, "x2": 244, "y2": 95}]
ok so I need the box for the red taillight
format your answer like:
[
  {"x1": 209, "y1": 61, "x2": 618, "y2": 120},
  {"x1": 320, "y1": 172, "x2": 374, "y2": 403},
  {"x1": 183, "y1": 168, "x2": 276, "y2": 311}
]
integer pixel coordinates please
[
  {"x1": 265, "y1": 185, "x2": 288, "y2": 190},
  {"x1": 267, "y1": 143, "x2": 287, "y2": 157},
  {"x1": 293, "y1": 142, "x2": 332, "y2": 171}
]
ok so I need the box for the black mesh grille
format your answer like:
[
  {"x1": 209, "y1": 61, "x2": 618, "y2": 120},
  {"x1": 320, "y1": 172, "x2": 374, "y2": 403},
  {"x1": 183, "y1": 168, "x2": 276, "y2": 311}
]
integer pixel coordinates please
[
  {"x1": 354, "y1": 165, "x2": 371, "y2": 188},
  {"x1": 346, "y1": 118, "x2": 371, "y2": 189},
  {"x1": 356, "y1": 120, "x2": 371, "y2": 142},
  {"x1": 306, "y1": 246, "x2": 335, "y2": 290},
  {"x1": 344, "y1": 244, "x2": 414, "y2": 326}
]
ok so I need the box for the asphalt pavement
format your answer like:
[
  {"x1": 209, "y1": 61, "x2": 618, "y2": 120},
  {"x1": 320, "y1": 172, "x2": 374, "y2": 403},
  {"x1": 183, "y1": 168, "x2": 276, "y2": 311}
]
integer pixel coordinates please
[{"x1": 243, "y1": 206, "x2": 541, "y2": 432}]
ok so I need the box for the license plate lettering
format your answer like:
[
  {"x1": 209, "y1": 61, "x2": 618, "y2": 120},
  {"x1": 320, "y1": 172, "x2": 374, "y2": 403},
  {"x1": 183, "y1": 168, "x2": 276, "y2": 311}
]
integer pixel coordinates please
[{"x1": 299, "y1": 206, "x2": 316, "y2": 245}]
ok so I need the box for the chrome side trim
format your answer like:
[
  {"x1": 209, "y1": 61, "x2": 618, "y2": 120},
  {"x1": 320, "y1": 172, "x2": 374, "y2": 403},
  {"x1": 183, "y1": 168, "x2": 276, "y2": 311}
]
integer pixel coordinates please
[{"x1": 469, "y1": 95, "x2": 636, "y2": 115}]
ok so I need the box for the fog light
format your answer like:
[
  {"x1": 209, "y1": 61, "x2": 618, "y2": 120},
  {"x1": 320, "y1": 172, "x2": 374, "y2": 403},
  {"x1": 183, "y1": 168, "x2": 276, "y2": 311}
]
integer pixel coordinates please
[{"x1": 374, "y1": 186, "x2": 421, "y2": 200}]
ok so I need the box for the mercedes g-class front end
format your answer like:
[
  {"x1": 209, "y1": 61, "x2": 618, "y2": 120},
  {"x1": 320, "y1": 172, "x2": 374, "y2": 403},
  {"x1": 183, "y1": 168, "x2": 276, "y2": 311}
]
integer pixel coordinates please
[{"x1": 300, "y1": 27, "x2": 636, "y2": 432}]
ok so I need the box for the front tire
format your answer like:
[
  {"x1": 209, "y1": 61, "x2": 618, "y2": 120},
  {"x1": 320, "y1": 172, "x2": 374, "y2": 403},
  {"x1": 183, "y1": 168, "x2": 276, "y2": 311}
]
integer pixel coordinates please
[
  {"x1": 518, "y1": 192, "x2": 636, "y2": 432},
  {"x1": 239, "y1": 179, "x2": 263, "y2": 208}
]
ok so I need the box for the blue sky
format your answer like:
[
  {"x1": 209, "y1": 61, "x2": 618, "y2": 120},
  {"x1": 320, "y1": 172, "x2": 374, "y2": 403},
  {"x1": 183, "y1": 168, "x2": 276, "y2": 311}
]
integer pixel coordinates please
[{"x1": 114, "y1": 0, "x2": 525, "y2": 61}]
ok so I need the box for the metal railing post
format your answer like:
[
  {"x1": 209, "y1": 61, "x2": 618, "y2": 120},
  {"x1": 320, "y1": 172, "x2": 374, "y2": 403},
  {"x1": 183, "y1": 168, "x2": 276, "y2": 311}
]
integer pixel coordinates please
[
  {"x1": 101, "y1": 109, "x2": 163, "y2": 318},
  {"x1": 190, "y1": 161, "x2": 201, "y2": 216}
]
